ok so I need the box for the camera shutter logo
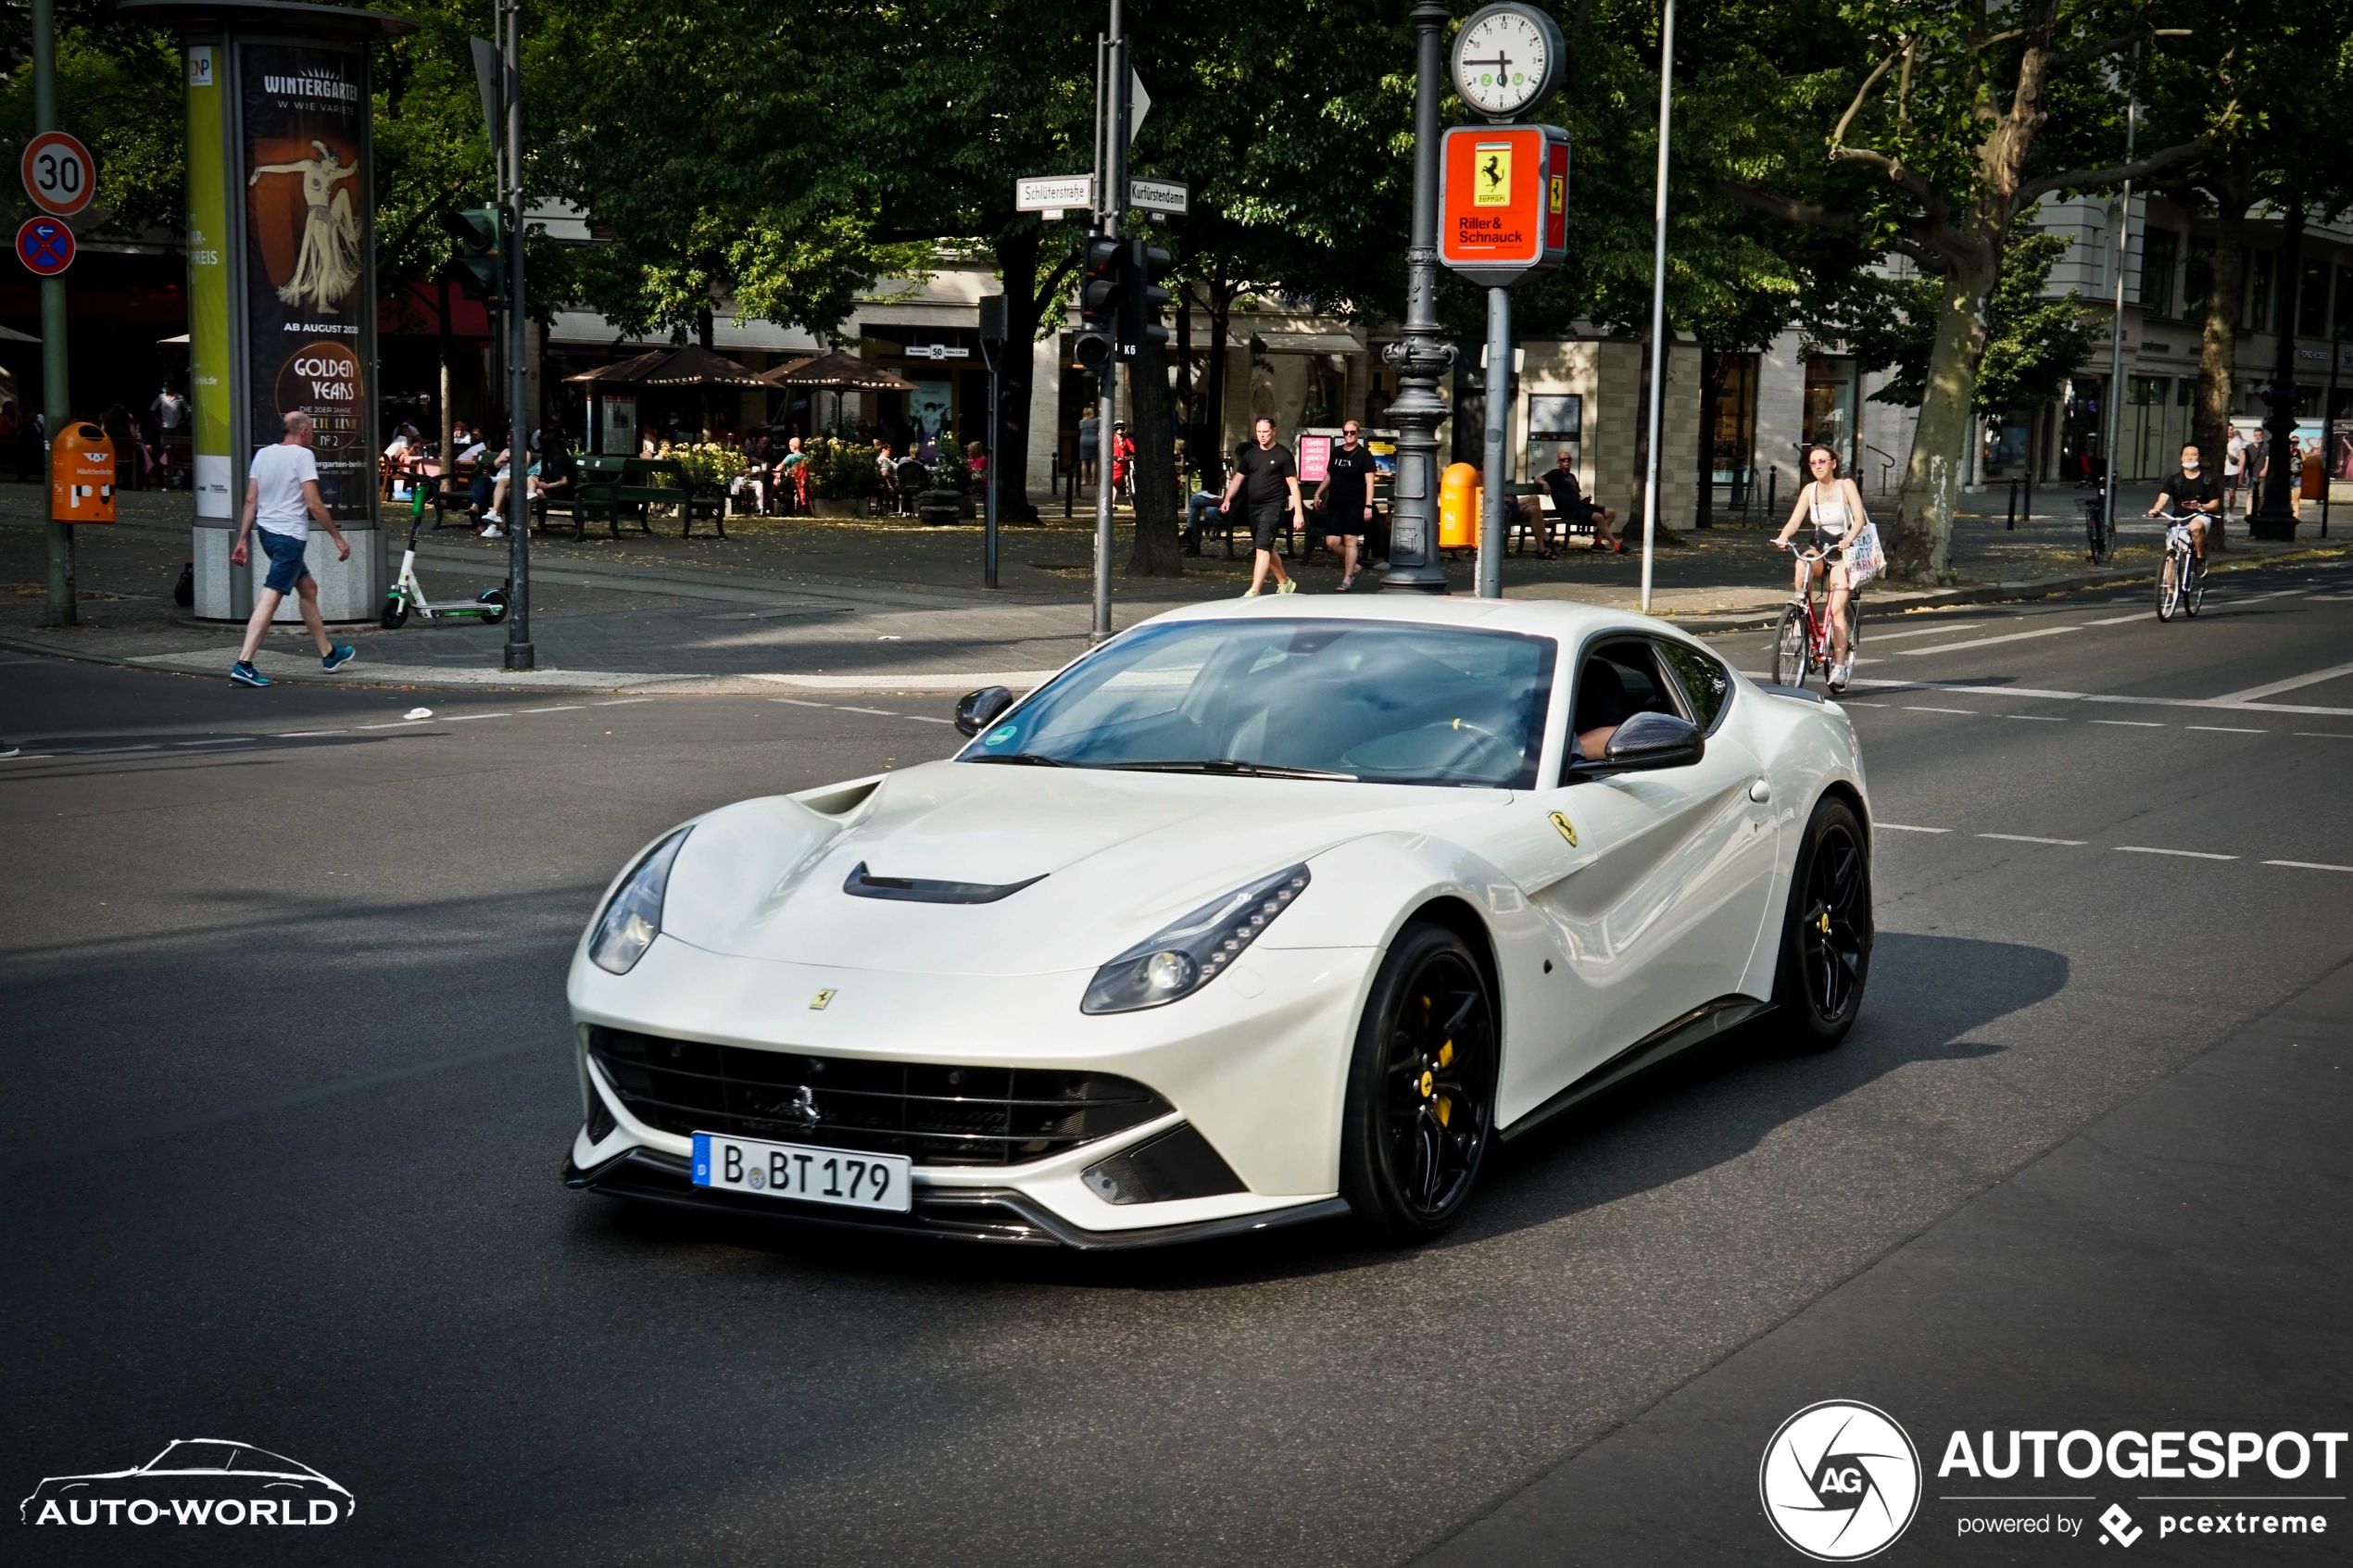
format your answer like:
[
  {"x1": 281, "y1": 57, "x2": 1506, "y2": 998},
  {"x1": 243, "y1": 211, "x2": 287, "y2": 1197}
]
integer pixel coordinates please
[{"x1": 1758, "y1": 1400, "x2": 1921, "y2": 1561}]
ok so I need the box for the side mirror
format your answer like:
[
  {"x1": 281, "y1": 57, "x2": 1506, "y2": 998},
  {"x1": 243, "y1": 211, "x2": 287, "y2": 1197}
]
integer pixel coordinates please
[
  {"x1": 954, "y1": 685, "x2": 1014, "y2": 737},
  {"x1": 1573, "y1": 709, "x2": 1705, "y2": 775}
]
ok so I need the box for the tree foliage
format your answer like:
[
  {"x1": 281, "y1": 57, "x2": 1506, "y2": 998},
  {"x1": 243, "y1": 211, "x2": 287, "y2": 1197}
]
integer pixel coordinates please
[{"x1": 1823, "y1": 228, "x2": 2093, "y2": 412}]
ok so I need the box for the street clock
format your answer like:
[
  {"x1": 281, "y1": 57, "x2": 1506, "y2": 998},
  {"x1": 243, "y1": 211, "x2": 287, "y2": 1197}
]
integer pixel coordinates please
[{"x1": 1452, "y1": 3, "x2": 1566, "y2": 121}]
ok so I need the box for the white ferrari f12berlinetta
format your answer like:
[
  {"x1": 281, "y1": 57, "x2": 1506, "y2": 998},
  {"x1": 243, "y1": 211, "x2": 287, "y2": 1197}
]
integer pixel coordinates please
[{"x1": 564, "y1": 596, "x2": 1872, "y2": 1248}]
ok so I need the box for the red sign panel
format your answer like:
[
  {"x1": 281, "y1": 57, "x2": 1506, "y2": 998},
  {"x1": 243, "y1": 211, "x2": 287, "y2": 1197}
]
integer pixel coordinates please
[{"x1": 1439, "y1": 123, "x2": 1571, "y2": 286}]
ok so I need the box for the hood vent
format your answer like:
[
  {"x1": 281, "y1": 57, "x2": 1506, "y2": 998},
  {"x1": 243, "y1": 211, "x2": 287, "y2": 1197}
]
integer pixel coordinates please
[{"x1": 842, "y1": 860, "x2": 1047, "y2": 905}]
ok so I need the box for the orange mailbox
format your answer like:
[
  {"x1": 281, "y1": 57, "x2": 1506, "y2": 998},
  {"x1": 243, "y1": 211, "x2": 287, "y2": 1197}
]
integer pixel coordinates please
[
  {"x1": 51, "y1": 421, "x2": 116, "y2": 523},
  {"x1": 1439, "y1": 461, "x2": 1481, "y2": 549}
]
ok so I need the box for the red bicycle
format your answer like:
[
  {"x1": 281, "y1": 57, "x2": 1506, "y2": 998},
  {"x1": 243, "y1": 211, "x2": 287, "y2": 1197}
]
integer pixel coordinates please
[{"x1": 1771, "y1": 542, "x2": 1860, "y2": 692}]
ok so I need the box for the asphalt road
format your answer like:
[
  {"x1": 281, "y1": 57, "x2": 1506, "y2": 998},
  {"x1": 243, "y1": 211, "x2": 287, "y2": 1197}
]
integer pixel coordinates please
[{"x1": 6, "y1": 565, "x2": 2350, "y2": 1565}]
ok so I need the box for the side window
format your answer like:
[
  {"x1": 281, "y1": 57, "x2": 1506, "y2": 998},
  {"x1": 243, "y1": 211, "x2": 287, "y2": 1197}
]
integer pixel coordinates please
[
  {"x1": 1655, "y1": 639, "x2": 1731, "y2": 732},
  {"x1": 1564, "y1": 640, "x2": 1682, "y2": 779}
]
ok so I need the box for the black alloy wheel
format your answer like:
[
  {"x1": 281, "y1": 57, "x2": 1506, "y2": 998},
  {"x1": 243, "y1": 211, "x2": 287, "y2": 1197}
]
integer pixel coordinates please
[
  {"x1": 1772, "y1": 797, "x2": 1873, "y2": 1050},
  {"x1": 1339, "y1": 922, "x2": 1499, "y2": 1245}
]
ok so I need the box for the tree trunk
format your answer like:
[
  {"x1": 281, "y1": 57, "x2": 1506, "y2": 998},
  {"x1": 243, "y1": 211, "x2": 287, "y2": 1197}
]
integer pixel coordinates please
[
  {"x1": 1126, "y1": 332, "x2": 1183, "y2": 576},
  {"x1": 1202, "y1": 278, "x2": 1234, "y2": 481},
  {"x1": 2193, "y1": 207, "x2": 2248, "y2": 548},
  {"x1": 1889, "y1": 243, "x2": 2001, "y2": 581},
  {"x1": 436, "y1": 278, "x2": 457, "y2": 499},
  {"x1": 991, "y1": 228, "x2": 1046, "y2": 521},
  {"x1": 1696, "y1": 346, "x2": 1722, "y2": 529},
  {"x1": 2251, "y1": 195, "x2": 2308, "y2": 531}
]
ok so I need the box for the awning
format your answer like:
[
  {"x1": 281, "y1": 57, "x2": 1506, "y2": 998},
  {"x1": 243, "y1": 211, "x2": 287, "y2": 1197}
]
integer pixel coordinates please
[
  {"x1": 563, "y1": 345, "x2": 773, "y2": 389},
  {"x1": 1255, "y1": 332, "x2": 1365, "y2": 355},
  {"x1": 762, "y1": 350, "x2": 919, "y2": 393}
]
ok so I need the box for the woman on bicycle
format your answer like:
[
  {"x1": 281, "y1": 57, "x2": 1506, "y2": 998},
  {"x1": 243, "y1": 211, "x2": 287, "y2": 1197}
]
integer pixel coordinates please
[{"x1": 1772, "y1": 443, "x2": 1869, "y2": 686}]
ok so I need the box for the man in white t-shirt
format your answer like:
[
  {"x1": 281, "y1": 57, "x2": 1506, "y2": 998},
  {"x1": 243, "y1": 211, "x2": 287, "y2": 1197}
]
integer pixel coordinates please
[
  {"x1": 228, "y1": 410, "x2": 355, "y2": 686},
  {"x1": 2224, "y1": 429, "x2": 2247, "y2": 517}
]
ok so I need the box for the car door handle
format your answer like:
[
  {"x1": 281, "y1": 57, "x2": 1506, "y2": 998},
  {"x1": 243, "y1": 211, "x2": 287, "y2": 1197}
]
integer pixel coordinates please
[{"x1": 1748, "y1": 778, "x2": 1771, "y2": 804}]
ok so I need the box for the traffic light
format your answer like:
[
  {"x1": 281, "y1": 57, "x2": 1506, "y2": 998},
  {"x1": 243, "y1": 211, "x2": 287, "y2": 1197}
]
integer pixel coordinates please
[
  {"x1": 444, "y1": 206, "x2": 505, "y2": 305},
  {"x1": 1121, "y1": 238, "x2": 1172, "y2": 358},
  {"x1": 1074, "y1": 233, "x2": 1125, "y2": 370}
]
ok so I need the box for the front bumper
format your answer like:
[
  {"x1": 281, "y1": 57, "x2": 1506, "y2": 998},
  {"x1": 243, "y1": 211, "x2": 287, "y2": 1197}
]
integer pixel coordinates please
[{"x1": 563, "y1": 1146, "x2": 1350, "y2": 1250}]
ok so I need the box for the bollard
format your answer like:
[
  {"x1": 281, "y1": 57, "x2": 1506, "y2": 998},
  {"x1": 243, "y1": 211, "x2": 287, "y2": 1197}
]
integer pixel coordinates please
[{"x1": 2007, "y1": 476, "x2": 2018, "y2": 530}]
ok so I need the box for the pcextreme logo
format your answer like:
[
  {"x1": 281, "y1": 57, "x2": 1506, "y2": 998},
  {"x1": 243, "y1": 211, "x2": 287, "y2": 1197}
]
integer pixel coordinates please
[
  {"x1": 20, "y1": 1438, "x2": 353, "y2": 1528},
  {"x1": 1760, "y1": 1400, "x2": 1923, "y2": 1561}
]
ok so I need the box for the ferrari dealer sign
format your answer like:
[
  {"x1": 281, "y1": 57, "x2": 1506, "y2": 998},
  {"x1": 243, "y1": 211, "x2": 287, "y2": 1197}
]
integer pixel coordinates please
[{"x1": 1439, "y1": 123, "x2": 1570, "y2": 286}]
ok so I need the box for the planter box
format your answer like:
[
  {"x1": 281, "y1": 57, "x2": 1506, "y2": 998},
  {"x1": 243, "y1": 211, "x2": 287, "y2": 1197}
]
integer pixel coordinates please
[{"x1": 809, "y1": 497, "x2": 866, "y2": 518}]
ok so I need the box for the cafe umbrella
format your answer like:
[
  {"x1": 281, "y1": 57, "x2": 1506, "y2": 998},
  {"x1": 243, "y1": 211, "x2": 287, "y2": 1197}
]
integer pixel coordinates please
[
  {"x1": 566, "y1": 345, "x2": 776, "y2": 452},
  {"x1": 762, "y1": 350, "x2": 919, "y2": 437}
]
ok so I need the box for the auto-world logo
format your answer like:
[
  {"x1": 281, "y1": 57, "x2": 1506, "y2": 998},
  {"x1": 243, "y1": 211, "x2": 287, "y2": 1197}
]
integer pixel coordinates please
[
  {"x1": 1760, "y1": 1400, "x2": 1922, "y2": 1561},
  {"x1": 20, "y1": 1439, "x2": 353, "y2": 1528}
]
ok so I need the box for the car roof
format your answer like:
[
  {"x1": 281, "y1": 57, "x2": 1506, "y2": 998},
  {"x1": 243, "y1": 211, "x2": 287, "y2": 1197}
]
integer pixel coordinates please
[{"x1": 1137, "y1": 594, "x2": 1698, "y2": 645}]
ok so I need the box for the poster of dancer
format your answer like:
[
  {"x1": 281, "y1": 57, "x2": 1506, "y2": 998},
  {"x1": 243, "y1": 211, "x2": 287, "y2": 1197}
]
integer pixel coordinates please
[{"x1": 239, "y1": 43, "x2": 373, "y2": 524}]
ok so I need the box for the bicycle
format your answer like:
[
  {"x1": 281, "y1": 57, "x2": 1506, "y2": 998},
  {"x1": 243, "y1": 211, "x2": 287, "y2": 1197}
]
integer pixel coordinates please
[
  {"x1": 1770, "y1": 542, "x2": 1861, "y2": 692},
  {"x1": 2082, "y1": 476, "x2": 2115, "y2": 565},
  {"x1": 2152, "y1": 510, "x2": 2207, "y2": 622}
]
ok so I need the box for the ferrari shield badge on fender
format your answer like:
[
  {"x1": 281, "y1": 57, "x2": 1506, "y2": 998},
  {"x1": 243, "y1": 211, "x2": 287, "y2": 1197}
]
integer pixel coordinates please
[
  {"x1": 1549, "y1": 811, "x2": 1578, "y2": 847},
  {"x1": 810, "y1": 989, "x2": 836, "y2": 1010}
]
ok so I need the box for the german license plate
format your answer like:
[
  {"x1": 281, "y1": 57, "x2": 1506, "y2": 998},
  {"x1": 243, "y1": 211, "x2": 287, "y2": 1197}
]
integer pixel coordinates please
[{"x1": 691, "y1": 1132, "x2": 912, "y2": 1213}]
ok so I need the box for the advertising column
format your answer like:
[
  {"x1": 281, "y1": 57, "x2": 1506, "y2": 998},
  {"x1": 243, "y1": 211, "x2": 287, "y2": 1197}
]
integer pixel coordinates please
[
  {"x1": 130, "y1": 1, "x2": 411, "y2": 621},
  {"x1": 237, "y1": 41, "x2": 376, "y2": 620}
]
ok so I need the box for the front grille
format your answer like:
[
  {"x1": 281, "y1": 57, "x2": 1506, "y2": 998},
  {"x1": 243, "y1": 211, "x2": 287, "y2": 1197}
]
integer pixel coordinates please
[{"x1": 587, "y1": 1026, "x2": 1172, "y2": 1168}]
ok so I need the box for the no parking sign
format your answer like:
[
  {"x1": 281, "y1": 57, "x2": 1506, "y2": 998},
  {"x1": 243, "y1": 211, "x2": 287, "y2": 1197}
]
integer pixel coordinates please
[{"x1": 16, "y1": 215, "x2": 74, "y2": 276}]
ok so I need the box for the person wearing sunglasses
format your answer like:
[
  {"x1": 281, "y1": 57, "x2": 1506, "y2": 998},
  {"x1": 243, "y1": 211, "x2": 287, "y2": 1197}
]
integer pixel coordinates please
[{"x1": 1314, "y1": 421, "x2": 1378, "y2": 590}]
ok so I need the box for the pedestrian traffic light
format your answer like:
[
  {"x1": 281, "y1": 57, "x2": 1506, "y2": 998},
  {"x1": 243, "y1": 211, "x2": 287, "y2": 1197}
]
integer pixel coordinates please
[
  {"x1": 1121, "y1": 238, "x2": 1173, "y2": 358},
  {"x1": 444, "y1": 205, "x2": 505, "y2": 305},
  {"x1": 1074, "y1": 233, "x2": 1126, "y2": 370}
]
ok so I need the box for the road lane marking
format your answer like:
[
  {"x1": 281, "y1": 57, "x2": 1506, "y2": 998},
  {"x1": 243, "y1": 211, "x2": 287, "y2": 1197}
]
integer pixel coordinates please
[
  {"x1": 1879, "y1": 824, "x2": 1951, "y2": 834},
  {"x1": 2265, "y1": 860, "x2": 2353, "y2": 872},
  {"x1": 445, "y1": 712, "x2": 511, "y2": 721},
  {"x1": 275, "y1": 729, "x2": 346, "y2": 737},
  {"x1": 908, "y1": 716, "x2": 954, "y2": 724},
  {"x1": 1897, "y1": 625, "x2": 2085, "y2": 656},
  {"x1": 1905, "y1": 705, "x2": 1978, "y2": 715},
  {"x1": 2185, "y1": 725, "x2": 2267, "y2": 734},
  {"x1": 838, "y1": 707, "x2": 898, "y2": 716},
  {"x1": 517, "y1": 705, "x2": 585, "y2": 713},
  {"x1": 593, "y1": 697, "x2": 656, "y2": 706},
  {"x1": 174, "y1": 737, "x2": 258, "y2": 746},
  {"x1": 2294, "y1": 732, "x2": 2353, "y2": 739},
  {"x1": 2090, "y1": 719, "x2": 2163, "y2": 727},
  {"x1": 771, "y1": 698, "x2": 832, "y2": 708},
  {"x1": 1860, "y1": 621, "x2": 1990, "y2": 643},
  {"x1": 2081, "y1": 612, "x2": 2149, "y2": 625},
  {"x1": 2002, "y1": 714, "x2": 2067, "y2": 721},
  {"x1": 79, "y1": 745, "x2": 159, "y2": 754},
  {"x1": 2116, "y1": 846, "x2": 2238, "y2": 860},
  {"x1": 1979, "y1": 833, "x2": 2085, "y2": 846},
  {"x1": 1843, "y1": 700, "x2": 1890, "y2": 707},
  {"x1": 2210, "y1": 659, "x2": 2353, "y2": 704}
]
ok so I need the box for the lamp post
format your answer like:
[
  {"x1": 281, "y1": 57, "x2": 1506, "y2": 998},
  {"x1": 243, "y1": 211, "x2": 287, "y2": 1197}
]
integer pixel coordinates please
[
  {"x1": 31, "y1": 0, "x2": 74, "y2": 627},
  {"x1": 1635, "y1": 0, "x2": 1677, "y2": 614},
  {"x1": 500, "y1": 0, "x2": 533, "y2": 671},
  {"x1": 1378, "y1": 1, "x2": 1455, "y2": 593}
]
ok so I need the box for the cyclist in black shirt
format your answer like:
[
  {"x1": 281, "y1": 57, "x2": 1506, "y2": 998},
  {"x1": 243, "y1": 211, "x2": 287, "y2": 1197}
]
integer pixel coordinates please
[{"x1": 2147, "y1": 442, "x2": 2221, "y2": 562}]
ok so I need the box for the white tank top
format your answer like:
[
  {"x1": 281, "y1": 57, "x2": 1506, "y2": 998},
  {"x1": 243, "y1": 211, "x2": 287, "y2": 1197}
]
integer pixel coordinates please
[{"x1": 1808, "y1": 483, "x2": 1851, "y2": 538}]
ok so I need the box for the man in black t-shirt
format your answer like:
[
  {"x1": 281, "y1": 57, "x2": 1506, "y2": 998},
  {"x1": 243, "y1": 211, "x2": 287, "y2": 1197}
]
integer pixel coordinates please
[
  {"x1": 1219, "y1": 416, "x2": 1302, "y2": 596},
  {"x1": 2148, "y1": 442, "x2": 2221, "y2": 561},
  {"x1": 1314, "y1": 420, "x2": 1378, "y2": 589},
  {"x1": 1534, "y1": 449, "x2": 1620, "y2": 553}
]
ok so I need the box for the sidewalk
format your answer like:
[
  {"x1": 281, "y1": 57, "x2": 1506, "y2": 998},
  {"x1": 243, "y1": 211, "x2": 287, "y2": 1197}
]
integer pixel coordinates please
[{"x1": 3, "y1": 481, "x2": 2344, "y2": 692}]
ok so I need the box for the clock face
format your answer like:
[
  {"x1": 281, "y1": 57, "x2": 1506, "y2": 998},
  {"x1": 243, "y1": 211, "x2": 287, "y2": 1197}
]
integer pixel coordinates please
[{"x1": 1453, "y1": 6, "x2": 1556, "y2": 119}]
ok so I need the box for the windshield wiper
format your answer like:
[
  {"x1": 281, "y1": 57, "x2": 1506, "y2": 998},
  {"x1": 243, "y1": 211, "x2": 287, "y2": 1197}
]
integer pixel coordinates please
[
  {"x1": 1109, "y1": 759, "x2": 1360, "y2": 782},
  {"x1": 963, "y1": 751, "x2": 1076, "y2": 767}
]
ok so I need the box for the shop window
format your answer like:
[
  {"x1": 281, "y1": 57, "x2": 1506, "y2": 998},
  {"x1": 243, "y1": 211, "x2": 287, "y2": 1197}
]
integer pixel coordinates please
[
  {"x1": 2139, "y1": 229, "x2": 2176, "y2": 318},
  {"x1": 2297, "y1": 259, "x2": 2329, "y2": 339},
  {"x1": 1802, "y1": 358, "x2": 1857, "y2": 473}
]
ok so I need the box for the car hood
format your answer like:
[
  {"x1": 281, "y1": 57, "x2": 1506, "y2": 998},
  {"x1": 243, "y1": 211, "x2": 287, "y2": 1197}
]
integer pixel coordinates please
[{"x1": 652, "y1": 760, "x2": 1507, "y2": 976}]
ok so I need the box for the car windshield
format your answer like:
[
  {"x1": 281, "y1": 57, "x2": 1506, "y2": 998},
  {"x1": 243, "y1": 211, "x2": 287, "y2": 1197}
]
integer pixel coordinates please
[{"x1": 960, "y1": 618, "x2": 1555, "y2": 788}]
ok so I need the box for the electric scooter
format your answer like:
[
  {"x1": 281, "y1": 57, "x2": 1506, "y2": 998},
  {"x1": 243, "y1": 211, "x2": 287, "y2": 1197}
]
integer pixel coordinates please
[{"x1": 382, "y1": 484, "x2": 510, "y2": 629}]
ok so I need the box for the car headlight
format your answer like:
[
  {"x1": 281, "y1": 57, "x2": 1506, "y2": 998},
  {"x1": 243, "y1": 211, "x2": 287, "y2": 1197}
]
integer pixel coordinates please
[
  {"x1": 588, "y1": 829, "x2": 692, "y2": 975},
  {"x1": 1081, "y1": 864, "x2": 1311, "y2": 1014}
]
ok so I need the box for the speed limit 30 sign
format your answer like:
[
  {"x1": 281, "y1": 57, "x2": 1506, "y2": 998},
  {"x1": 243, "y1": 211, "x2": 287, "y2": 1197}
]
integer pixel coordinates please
[{"x1": 22, "y1": 131, "x2": 95, "y2": 219}]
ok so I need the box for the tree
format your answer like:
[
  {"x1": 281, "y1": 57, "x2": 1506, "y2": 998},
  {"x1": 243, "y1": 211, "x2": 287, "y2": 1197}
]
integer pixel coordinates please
[
  {"x1": 1725, "y1": 2, "x2": 2221, "y2": 581},
  {"x1": 1823, "y1": 227, "x2": 2095, "y2": 412}
]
